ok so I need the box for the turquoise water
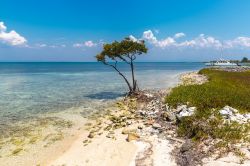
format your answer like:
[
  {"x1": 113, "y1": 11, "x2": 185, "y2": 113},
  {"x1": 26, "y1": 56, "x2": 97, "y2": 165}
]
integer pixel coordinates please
[{"x1": 0, "y1": 62, "x2": 204, "y2": 126}]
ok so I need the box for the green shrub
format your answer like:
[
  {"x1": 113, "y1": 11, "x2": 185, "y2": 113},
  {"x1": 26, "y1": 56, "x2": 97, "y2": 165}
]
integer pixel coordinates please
[
  {"x1": 167, "y1": 68, "x2": 250, "y2": 112},
  {"x1": 166, "y1": 68, "x2": 250, "y2": 146}
]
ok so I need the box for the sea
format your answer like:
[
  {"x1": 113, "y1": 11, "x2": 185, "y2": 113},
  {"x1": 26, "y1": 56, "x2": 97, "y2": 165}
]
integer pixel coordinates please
[{"x1": 0, "y1": 62, "x2": 204, "y2": 132}]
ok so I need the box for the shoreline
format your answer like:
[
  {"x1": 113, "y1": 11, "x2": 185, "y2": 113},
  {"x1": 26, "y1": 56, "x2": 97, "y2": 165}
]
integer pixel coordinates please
[
  {"x1": 0, "y1": 71, "x2": 183, "y2": 166},
  {"x1": 4, "y1": 68, "x2": 249, "y2": 166},
  {"x1": 48, "y1": 88, "x2": 181, "y2": 166},
  {"x1": 48, "y1": 68, "x2": 250, "y2": 166}
]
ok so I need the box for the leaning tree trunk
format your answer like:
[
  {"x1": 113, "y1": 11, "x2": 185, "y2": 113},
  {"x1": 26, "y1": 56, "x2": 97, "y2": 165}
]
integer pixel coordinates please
[
  {"x1": 104, "y1": 62, "x2": 133, "y2": 94},
  {"x1": 130, "y1": 60, "x2": 138, "y2": 92}
]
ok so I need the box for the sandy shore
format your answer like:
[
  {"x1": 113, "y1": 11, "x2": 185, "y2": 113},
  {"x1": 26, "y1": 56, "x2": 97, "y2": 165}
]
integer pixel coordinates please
[
  {"x1": 48, "y1": 89, "x2": 180, "y2": 166},
  {"x1": 49, "y1": 128, "x2": 137, "y2": 166},
  {"x1": 0, "y1": 107, "x2": 94, "y2": 166},
  {"x1": 2, "y1": 71, "x2": 250, "y2": 166}
]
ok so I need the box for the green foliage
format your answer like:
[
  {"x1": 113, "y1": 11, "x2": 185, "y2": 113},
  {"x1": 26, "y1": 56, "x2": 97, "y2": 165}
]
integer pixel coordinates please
[
  {"x1": 95, "y1": 37, "x2": 148, "y2": 94},
  {"x1": 96, "y1": 37, "x2": 147, "y2": 63},
  {"x1": 166, "y1": 68, "x2": 250, "y2": 148},
  {"x1": 167, "y1": 68, "x2": 250, "y2": 112},
  {"x1": 241, "y1": 57, "x2": 249, "y2": 63}
]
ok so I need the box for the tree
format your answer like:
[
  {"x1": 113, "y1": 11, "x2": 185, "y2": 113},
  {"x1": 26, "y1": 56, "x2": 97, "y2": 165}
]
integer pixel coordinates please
[
  {"x1": 241, "y1": 57, "x2": 249, "y2": 63},
  {"x1": 96, "y1": 37, "x2": 148, "y2": 95}
]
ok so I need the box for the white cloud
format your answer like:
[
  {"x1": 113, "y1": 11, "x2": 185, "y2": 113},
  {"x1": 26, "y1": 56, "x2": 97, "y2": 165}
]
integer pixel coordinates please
[
  {"x1": 179, "y1": 34, "x2": 222, "y2": 48},
  {"x1": 143, "y1": 30, "x2": 158, "y2": 44},
  {"x1": 129, "y1": 35, "x2": 138, "y2": 42},
  {"x1": 0, "y1": 21, "x2": 27, "y2": 46},
  {"x1": 84, "y1": 40, "x2": 96, "y2": 47},
  {"x1": 73, "y1": 43, "x2": 83, "y2": 48},
  {"x1": 73, "y1": 40, "x2": 97, "y2": 48},
  {"x1": 174, "y1": 32, "x2": 185, "y2": 39},
  {"x1": 0, "y1": 22, "x2": 7, "y2": 31},
  {"x1": 142, "y1": 30, "x2": 176, "y2": 48},
  {"x1": 36, "y1": 43, "x2": 47, "y2": 48},
  {"x1": 33, "y1": 43, "x2": 67, "y2": 48},
  {"x1": 142, "y1": 30, "x2": 224, "y2": 49},
  {"x1": 157, "y1": 37, "x2": 176, "y2": 47},
  {"x1": 225, "y1": 37, "x2": 250, "y2": 48}
]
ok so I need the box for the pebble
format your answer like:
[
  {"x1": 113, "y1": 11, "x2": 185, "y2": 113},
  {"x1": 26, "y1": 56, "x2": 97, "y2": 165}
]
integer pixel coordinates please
[
  {"x1": 152, "y1": 123, "x2": 161, "y2": 129},
  {"x1": 176, "y1": 105, "x2": 196, "y2": 119},
  {"x1": 88, "y1": 133, "x2": 95, "y2": 138},
  {"x1": 127, "y1": 133, "x2": 140, "y2": 142}
]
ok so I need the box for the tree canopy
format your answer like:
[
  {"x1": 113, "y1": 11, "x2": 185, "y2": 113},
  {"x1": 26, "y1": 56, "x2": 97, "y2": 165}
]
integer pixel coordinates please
[
  {"x1": 96, "y1": 37, "x2": 148, "y2": 94},
  {"x1": 241, "y1": 57, "x2": 249, "y2": 63},
  {"x1": 96, "y1": 37, "x2": 147, "y2": 63}
]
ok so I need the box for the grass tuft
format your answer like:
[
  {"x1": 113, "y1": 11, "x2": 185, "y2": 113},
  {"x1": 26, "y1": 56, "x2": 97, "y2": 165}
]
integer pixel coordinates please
[{"x1": 166, "y1": 68, "x2": 250, "y2": 152}]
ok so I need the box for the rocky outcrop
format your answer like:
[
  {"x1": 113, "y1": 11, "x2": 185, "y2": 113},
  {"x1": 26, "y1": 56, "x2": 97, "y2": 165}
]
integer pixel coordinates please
[
  {"x1": 176, "y1": 105, "x2": 196, "y2": 119},
  {"x1": 219, "y1": 105, "x2": 250, "y2": 123}
]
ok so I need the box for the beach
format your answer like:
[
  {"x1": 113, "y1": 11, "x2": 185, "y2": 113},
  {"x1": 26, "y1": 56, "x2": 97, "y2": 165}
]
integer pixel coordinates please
[
  {"x1": 48, "y1": 68, "x2": 250, "y2": 166},
  {"x1": 0, "y1": 62, "x2": 203, "y2": 166},
  {"x1": 2, "y1": 1, "x2": 250, "y2": 165},
  {"x1": 1, "y1": 65, "x2": 250, "y2": 166}
]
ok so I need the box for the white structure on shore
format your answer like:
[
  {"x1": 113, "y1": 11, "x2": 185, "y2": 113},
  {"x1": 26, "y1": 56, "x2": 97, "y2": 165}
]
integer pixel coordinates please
[{"x1": 205, "y1": 59, "x2": 238, "y2": 66}]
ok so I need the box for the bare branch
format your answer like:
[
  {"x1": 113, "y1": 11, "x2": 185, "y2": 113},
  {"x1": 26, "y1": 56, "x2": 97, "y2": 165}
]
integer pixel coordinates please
[{"x1": 102, "y1": 61, "x2": 132, "y2": 92}]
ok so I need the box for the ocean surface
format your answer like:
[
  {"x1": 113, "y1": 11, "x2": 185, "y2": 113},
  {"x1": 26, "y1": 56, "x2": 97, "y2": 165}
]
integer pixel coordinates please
[{"x1": 0, "y1": 62, "x2": 204, "y2": 126}]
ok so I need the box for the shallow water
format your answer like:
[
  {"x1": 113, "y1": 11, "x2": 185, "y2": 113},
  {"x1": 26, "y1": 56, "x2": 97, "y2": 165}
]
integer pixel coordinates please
[{"x1": 0, "y1": 62, "x2": 204, "y2": 126}]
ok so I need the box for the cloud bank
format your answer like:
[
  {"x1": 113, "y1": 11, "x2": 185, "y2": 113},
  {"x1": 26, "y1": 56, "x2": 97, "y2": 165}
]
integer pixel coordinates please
[
  {"x1": 0, "y1": 22, "x2": 27, "y2": 46},
  {"x1": 138, "y1": 30, "x2": 250, "y2": 50}
]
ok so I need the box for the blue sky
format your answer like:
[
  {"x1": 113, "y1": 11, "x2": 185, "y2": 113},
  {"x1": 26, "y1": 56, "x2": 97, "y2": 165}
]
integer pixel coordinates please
[{"x1": 0, "y1": 0, "x2": 250, "y2": 62}]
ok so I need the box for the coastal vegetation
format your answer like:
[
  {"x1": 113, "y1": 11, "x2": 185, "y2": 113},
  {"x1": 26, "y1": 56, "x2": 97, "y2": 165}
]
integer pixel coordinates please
[
  {"x1": 166, "y1": 68, "x2": 250, "y2": 155},
  {"x1": 96, "y1": 37, "x2": 148, "y2": 95},
  {"x1": 241, "y1": 57, "x2": 250, "y2": 63}
]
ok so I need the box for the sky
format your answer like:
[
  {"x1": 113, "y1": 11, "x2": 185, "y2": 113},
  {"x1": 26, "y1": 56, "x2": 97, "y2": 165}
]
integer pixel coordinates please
[{"x1": 0, "y1": 0, "x2": 250, "y2": 62}]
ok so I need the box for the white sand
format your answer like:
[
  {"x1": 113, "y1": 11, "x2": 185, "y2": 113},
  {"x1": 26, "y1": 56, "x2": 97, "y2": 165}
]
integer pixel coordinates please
[
  {"x1": 153, "y1": 138, "x2": 177, "y2": 166},
  {"x1": 203, "y1": 152, "x2": 250, "y2": 166},
  {"x1": 49, "y1": 128, "x2": 137, "y2": 166},
  {"x1": 0, "y1": 107, "x2": 90, "y2": 166}
]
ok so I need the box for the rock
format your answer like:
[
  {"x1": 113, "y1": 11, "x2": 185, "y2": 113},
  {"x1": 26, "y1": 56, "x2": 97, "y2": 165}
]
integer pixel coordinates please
[
  {"x1": 121, "y1": 122, "x2": 127, "y2": 127},
  {"x1": 180, "y1": 140, "x2": 194, "y2": 153},
  {"x1": 229, "y1": 116, "x2": 237, "y2": 121},
  {"x1": 188, "y1": 107, "x2": 196, "y2": 113},
  {"x1": 138, "y1": 125, "x2": 144, "y2": 129},
  {"x1": 176, "y1": 105, "x2": 196, "y2": 119},
  {"x1": 127, "y1": 133, "x2": 140, "y2": 142},
  {"x1": 225, "y1": 105, "x2": 238, "y2": 113},
  {"x1": 177, "y1": 107, "x2": 195, "y2": 119},
  {"x1": 122, "y1": 128, "x2": 136, "y2": 135},
  {"x1": 106, "y1": 134, "x2": 112, "y2": 138},
  {"x1": 139, "y1": 110, "x2": 146, "y2": 116},
  {"x1": 244, "y1": 114, "x2": 250, "y2": 119},
  {"x1": 179, "y1": 110, "x2": 190, "y2": 117},
  {"x1": 145, "y1": 93, "x2": 153, "y2": 98},
  {"x1": 162, "y1": 112, "x2": 176, "y2": 122},
  {"x1": 88, "y1": 133, "x2": 95, "y2": 138},
  {"x1": 105, "y1": 121, "x2": 113, "y2": 125},
  {"x1": 152, "y1": 123, "x2": 161, "y2": 129},
  {"x1": 126, "y1": 120, "x2": 132, "y2": 125},
  {"x1": 83, "y1": 139, "x2": 88, "y2": 143},
  {"x1": 165, "y1": 104, "x2": 170, "y2": 112},
  {"x1": 177, "y1": 105, "x2": 187, "y2": 113},
  {"x1": 144, "y1": 119, "x2": 154, "y2": 125},
  {"x1": 219, "y1": 106, "x2": 250, "y2": 123},
  {"x1": 109, "y1": 131, "x2": 115, "y2": 134},
  {"x1": 219, "y1": 109, "x2": 231, "y2": 117},
  {"x1": 235, "y1": 113, "x2": 246, "y2": 121}
]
